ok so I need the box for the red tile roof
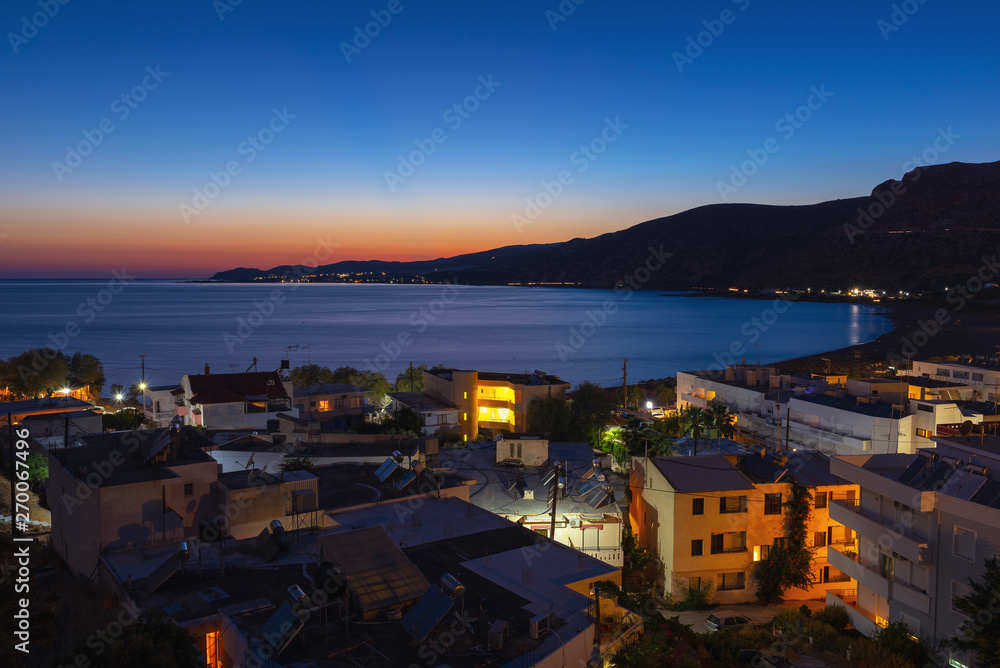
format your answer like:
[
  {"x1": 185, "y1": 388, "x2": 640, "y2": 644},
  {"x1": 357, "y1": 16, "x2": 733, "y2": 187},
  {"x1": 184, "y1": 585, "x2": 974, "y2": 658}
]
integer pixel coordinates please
[{"x1": 187, "y1": 372, "x2": 288, "y2": 405}]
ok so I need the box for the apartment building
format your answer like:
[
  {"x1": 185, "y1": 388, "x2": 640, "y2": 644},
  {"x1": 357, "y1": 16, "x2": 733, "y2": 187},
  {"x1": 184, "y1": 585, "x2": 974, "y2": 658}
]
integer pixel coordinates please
[
  {"x1": 630, "y1": 451, "x2": 858, "y2": 604},
  {"x1": 178, "y1": 368, "x2": 296, "y2": 429},
  {"x1": 907, "y1": 357, "x2": 1000, "y2": 398},
  {"x1": 422, "y1": 368, "x2": 570, "y2": 440},
  {"x1": 827, "y1": 443, "x2": 1000, "y2": 668}
]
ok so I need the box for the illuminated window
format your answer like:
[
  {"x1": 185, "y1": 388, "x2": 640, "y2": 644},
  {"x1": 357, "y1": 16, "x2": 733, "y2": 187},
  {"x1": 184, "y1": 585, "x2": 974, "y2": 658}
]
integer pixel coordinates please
[
  {"x1": 205, "y1": 631, "x2": 219, "y2": 668},
  {"x1": 463, "y1": 391, "x2": 467, "y2": 399},
  {"x1": 317, "y1": 400, "x2": 330, "y2": 411},
  {"x1": 916, "y1": 428, "x2": 932, "y2": 438}
]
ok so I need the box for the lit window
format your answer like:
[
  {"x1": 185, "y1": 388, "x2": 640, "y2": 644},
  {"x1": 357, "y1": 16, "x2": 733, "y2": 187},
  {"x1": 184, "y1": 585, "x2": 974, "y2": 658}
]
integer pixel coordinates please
[{"x1": 317, "y1": 400, "x2": 330, "y2": 411}]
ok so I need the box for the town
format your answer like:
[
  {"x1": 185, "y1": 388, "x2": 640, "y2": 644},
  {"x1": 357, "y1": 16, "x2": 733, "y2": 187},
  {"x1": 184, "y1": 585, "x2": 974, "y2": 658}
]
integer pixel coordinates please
[{"x1": 2, "y1": 350, "x2": 998, "y2": 667}]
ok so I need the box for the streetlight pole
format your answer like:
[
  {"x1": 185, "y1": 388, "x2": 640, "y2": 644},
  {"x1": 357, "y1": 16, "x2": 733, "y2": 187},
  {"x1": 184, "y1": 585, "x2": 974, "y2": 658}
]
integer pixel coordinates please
[{"x1": 140, "y1": 354, "x2": 147, "y2": 428}]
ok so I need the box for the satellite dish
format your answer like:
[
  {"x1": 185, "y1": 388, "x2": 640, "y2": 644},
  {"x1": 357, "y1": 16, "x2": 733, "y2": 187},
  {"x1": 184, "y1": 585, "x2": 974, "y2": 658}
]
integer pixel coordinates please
[{"x1": 959, "y1": 420, "x2": 974, "y2": 436}]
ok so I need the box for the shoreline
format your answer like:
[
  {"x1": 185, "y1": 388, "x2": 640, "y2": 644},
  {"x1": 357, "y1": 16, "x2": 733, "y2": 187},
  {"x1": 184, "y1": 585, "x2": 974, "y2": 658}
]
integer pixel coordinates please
[{"x1": 771, "y1": 299, "x2": 1000, "y2": 376}]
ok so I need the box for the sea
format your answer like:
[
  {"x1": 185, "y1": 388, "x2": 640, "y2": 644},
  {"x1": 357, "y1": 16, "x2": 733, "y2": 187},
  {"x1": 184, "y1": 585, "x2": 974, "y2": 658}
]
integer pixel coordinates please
[{"x1": 0, "y1": 281, "x2": 893, "y2": 390}]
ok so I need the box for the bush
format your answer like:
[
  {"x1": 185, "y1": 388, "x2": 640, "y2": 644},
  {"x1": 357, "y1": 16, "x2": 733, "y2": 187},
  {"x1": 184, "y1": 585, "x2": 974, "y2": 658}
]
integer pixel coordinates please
[
  {"x1": 799, "y1": 604, "x2": 812, "y2": 617},
  {"x1": 813, "y1": 604, "x2": 851, "y2": 631},
  {"x1": 849, "y1": 636, "x2": 916, "y2": 668},
  {"x1": 670, "y1": 576, "x2": 714, "y2": 611}
]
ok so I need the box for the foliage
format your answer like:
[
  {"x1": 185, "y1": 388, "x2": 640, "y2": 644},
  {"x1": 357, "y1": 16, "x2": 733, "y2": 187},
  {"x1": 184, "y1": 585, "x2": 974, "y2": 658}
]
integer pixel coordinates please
[
  {"x1": 4, "y1": 348, "x2": 70, "y2": 398},
  {"x1": 654, "y1": 383, "x2": 675, "y2": 407},
  {"x1": 394, "y1": 363, "x2": 428, "y2": 392},
  {"x1": 26, "y1": 453, "x2": 49, "y2": 484},
  {"x1": 701, "y1": 626, "x2": 773, "y2": 665},
  {"x1": 280, "y1": 456, "x2": 316, "y2": 473},
  {"x1": 678, "y1": 406, "x2": 708, "y2": 454},
  {"x1": 110, "y1": 383, "x2": 125, "y2": 399},
  {"x1": 626, "y1": 384, "x2": 646, "y2": 410},
  {"x1": 526, "y1": 396, "x2": 574, "y2": 440},
  {"x1": 592, "y1": 580, "x2": 655, "y2": 617},
  {"x1": 848, "y1": 636, "x2": 918, "y2": 668},
  {"x1": 669, "y1": 576, "x2": 714, "y2": 611},
  {"x1": 870, "y1": 621, "x2": 934, "y2": 667},
  {"x1": 946, "y1": 556, "x2": 1000, "y2": 666},
  {"x1": 610, "y1": 615, "x2": 700, "y2": 668},
  {"x1": 102, "y1": 408, "x2": 144, "y2": 431},
  {"x1": 64, "y1": 613, "x2": 202, "y2": 668},
  {"x1": 289, "y1": 363, "x2": 335, "y2": 386},
  {"x1": 706, "y1": 403, "x2": 736, "y2": 449},
  {"x1": 568, "y1": 382, "x2": 616, "y2": 446},
  {"x1": 67, "y1": 352, "x2": 106, "y2": 397},
  {"x1": 622, "y1": 518, "x2": 653, "y2": 579},
  {"x1": 755, "y1": 481, "x2": 813, "y2": 603},
  {"x1": 385, "y1": 407, "x2": 422, "y2": 434},
  {"x1": 812, "y1": 604, "x2": 851, "y2": 631}
]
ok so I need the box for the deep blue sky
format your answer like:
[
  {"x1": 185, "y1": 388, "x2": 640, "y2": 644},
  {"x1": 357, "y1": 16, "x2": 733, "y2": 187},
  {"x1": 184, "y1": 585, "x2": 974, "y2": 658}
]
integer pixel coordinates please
[{"x1": 1, "y1": 1, "x2": 997, "y2": 276}]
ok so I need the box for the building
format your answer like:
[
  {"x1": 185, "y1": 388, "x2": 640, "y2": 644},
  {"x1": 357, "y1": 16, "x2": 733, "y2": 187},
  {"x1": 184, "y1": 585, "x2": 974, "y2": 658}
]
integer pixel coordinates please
[
  {"x1": 177, "y1": 369, "x2": 296, "y2": 429},
  {"x1": 422, "y1": 368, "x2": 570, "y2": 441},
  {"x1": 630, "y1": 451, "x2": 858, "y2": 604},
  {"x1": 827, "y1": 444, "x2": 1000, "y2": 668},
  {"x1": 143, "y1": 384, "x2": 182, "y2": 427},
  {"x1": 45, "y1": 425, "x2": 219, "y2": 577},
  {"x1": 906, "y1": 357, "x2": 1000, "y2": 399},
  {"x1": 293, "y1": 382, "x2": 369, "y2": 422},
  {"x1": 439, "y1": 436, "x2": 626, "y2": 567},
  {"x1": 388, "y1": 390, "x2": 460, "y2": 436},
  {"x1": 94, "y1": 495, "x2": 638, "y2": 667}
]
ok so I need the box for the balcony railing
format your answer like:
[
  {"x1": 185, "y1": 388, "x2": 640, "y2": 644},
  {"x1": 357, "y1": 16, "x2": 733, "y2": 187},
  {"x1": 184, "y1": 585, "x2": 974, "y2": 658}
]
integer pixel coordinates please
[{"x1": 711, "y1": 546, "x2": 748, "y2": 555}]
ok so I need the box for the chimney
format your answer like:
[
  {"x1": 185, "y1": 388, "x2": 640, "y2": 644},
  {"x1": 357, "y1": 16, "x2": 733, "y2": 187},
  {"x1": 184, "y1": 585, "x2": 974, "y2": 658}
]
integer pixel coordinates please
[{"x1": 204, "y1": 364, "x2": 210, "y2": 375}]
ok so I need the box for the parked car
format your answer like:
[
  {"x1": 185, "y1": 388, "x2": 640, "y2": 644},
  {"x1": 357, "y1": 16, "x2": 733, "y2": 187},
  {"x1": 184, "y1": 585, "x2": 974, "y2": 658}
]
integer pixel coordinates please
[{"x1": 706, "y1": 613, "x2": 753, "y2": 633}]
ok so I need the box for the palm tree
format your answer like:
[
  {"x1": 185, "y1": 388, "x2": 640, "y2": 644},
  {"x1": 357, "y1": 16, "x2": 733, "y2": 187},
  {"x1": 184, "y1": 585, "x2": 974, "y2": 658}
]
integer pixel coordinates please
[
  {"x1": 679, "y1": 406, "x2": 708, "y2": 455},
  {"x1": 708, "y1": 403, "x2": 736, "y2": 452}
]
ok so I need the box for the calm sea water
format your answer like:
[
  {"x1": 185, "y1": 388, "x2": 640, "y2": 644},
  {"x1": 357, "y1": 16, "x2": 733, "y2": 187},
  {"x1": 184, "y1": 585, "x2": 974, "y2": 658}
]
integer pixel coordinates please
[{"x1": 0, "y1": 281, "x2": 892, "y2": 389}]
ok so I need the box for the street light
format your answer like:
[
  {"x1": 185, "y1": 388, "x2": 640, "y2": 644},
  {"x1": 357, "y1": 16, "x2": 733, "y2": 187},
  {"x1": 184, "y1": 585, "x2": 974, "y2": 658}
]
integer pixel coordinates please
[{"x1": 646, "y1": 401, "x2": 653, "y2": 412}]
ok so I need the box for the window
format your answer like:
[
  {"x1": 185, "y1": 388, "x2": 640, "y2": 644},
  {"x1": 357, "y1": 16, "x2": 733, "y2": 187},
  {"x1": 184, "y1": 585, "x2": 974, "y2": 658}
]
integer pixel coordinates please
[
  {"x1": 764, "y1": 493, "x2": 783, "y2": 515},
  {"x1": 917, "y1": 403, "x2": 933, "y2": 412},
  {"x1": 184, "y1": 483, "x2": 194, "y2": 496},
  {"x1": 814, "y1": 531, "x2": 827, "y2": 548},
  {"x1": 773, "y1": 537, "x2": 786, "y2": 549},
  {"x1": 753, "y1": 545, "x2": 770, "y2": 561},
  {"x1": 534, "y1": 528, "x2": 549, "y2": 537},
  {"x1": 879, "y1": 553, "x2": 894, "y2": 581},
  {"x1": 718, "y1": 572, "x2": 745, "y2": 591},
  {"x1": 317, "y1": 399, "x2": 330, "y2": 411},
  {"x1": 711, "y1": 532, "x2": 746, "y2": 554},
  {"x1": 936, "y1": 368, "x2": 950, "y2": 377},
  {"x1": 972, "y1": 373, "x2": 984, "y2": 382},
  {"x1": 719, "y1": 496, "x2": 747, "y2": 514},
  {"x1": 463, "y1": 391, "x2": 467, "y2": 399},
  {"x1": 953, "y1": 527, "x2": 976, "y2": 561},
  {"x1": 916, "y1": 428, "x2": 932, "y2": 439},
  {"x1": 692, "y1": 498, "x2": 704, "y2": 515},
  {"x1": 815, "y1": 491, "x2": 827, "y2": 509},
  {"x1": 951, "y1": 580, "x2": 973, "y2": 615},
  {"x1": 691, "y1": 539, "x2": 703, "y2": 556},
  {"x1": 952, "y1": 371, "x2": 969, "y2": 380}
]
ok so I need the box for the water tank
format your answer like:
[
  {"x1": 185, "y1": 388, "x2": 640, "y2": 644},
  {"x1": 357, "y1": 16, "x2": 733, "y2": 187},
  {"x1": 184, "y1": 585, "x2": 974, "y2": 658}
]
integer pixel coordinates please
[
  {"x1": 440, "y1": 573, "x2": 466, "y2": 598},
  {"x1": 288, "y1": 584, "x2": 309, "y2": 606}
]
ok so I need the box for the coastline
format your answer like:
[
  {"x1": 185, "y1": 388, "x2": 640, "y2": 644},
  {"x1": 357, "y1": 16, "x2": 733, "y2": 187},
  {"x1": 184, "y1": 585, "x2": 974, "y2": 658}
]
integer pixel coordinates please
[{"x1": 772, "y1": 299, "x2": 1000, "y2": 376}]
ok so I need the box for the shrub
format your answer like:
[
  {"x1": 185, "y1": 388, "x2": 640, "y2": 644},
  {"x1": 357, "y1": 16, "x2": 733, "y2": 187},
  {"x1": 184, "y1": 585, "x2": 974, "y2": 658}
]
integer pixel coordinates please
[
  {"x1": 849, "y1": 636, "x2": 916, "y2": 668},
  {"x1": 813, "y1": 604, "x2": 851, "y2": 632}
]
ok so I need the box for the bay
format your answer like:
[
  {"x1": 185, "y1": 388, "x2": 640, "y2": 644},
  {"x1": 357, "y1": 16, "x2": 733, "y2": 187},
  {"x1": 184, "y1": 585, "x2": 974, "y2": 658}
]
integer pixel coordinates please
[{"x1": 0, "y1": 281, "x2": 892, "y2": 390}]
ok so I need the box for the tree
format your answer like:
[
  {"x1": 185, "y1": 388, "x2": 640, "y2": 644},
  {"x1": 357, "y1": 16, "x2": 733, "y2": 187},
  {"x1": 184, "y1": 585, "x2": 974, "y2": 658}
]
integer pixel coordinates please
[
  {"x1": 654, "y1": 383, "x2": 675, "y2": 407},
  {"x1": 280, "y1": 456, "x2": 317, "y2": 474},
  {"x1": 110, "y1": 383, "x2": 125, "y2": 400},
  {"x1": 26, "y1": 452, "x2": 49, "y2": 486},
  {"x1": 947, "y1": 556, "x2": 1000, "y2": 666},
  {"x1": 394, "y1": 364, "x2": 428, "y2": 392},
  {"x1": 67, "y1": 352, "x2": 106, "y2": 398},
  {"x1": 569, "y1": 382, "x2": 616, "y2": 446},
  {"x1": 678, "y1": 406, "x2": 708, "y2": 454},
  {"x1": 327, "y1": 366, "x2": 392, "y2": 412},
  {"x1": 755, "y1": 481, "x2": 813, "y2": 603},
  {"x1": 527, "y1": 396, "x2": 573, "y2": 440},
  {"x1": 63, "y1": 613, "x2": 201, "y2": 668},
  {"x1": 626, "y1": 385, "x2": 645, "y2": 411},
  {"x1": 707, "y1": 403, "x2": 736, "y2": 451},
  {"x1": 290, "y1": 363, "x2": 335, "y2": 386},
  {"x1": 5, "y1": 348, "x2": 70, "y2": 398}
]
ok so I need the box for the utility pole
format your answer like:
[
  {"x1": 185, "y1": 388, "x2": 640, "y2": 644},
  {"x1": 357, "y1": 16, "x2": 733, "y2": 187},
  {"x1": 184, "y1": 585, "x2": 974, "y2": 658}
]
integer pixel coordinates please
[
  {"x1": 784, "y1": 404, "x2": 791, "y2": 452},
  {"x1": 409, "y1": 362, "x2": 414, "y2": 392},
  {"x1": 549, "y1": 461, "x2": 561, "y2": 539},
  {"x1": 64, "y1": 416, "x2": 69, "y2": 449},
  {"x1": 622, "y1": 359, "x2": 628, "y2": 409}
]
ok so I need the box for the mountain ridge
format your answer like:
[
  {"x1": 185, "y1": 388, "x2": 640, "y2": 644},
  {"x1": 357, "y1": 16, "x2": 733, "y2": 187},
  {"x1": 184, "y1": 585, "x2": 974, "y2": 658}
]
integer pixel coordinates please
[{"x1": 212, "y1": 160, "x2": 1000, "y2": 290}]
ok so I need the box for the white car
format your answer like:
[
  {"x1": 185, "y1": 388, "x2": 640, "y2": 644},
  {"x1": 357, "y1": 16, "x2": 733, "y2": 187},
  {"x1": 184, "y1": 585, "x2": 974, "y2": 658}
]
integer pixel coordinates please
[{"x1": 705, "y1": 612, "x2": 753, "y2": 633}]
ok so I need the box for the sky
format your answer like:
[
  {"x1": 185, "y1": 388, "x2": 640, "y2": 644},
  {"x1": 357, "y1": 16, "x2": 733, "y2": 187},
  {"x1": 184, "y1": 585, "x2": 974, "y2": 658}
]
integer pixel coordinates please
[{"x1": 1, "y1": 1, "x2": 998, "y2": 278}]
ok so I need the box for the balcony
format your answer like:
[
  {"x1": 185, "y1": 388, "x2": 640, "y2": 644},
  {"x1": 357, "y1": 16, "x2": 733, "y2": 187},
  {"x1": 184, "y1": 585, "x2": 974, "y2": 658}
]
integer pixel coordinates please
[
  {"x1": 828, "y1": 546, "x2": 889, "y2": 599},
  {"x1": 478, "y1": 398, "x2": 514, "y2": 410},
  {"x1": 826, "y1": 590, "x2": 880, "y2": 637},
  {"x1": 829, "y1": 499, "x2": 931, "y2": 564},
  {"x1": 577, "y1": 547, "x2": 623, "y2": 568},
  {"x1": 891, "y1": 579, "x2": 931, "y2": 615}
]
